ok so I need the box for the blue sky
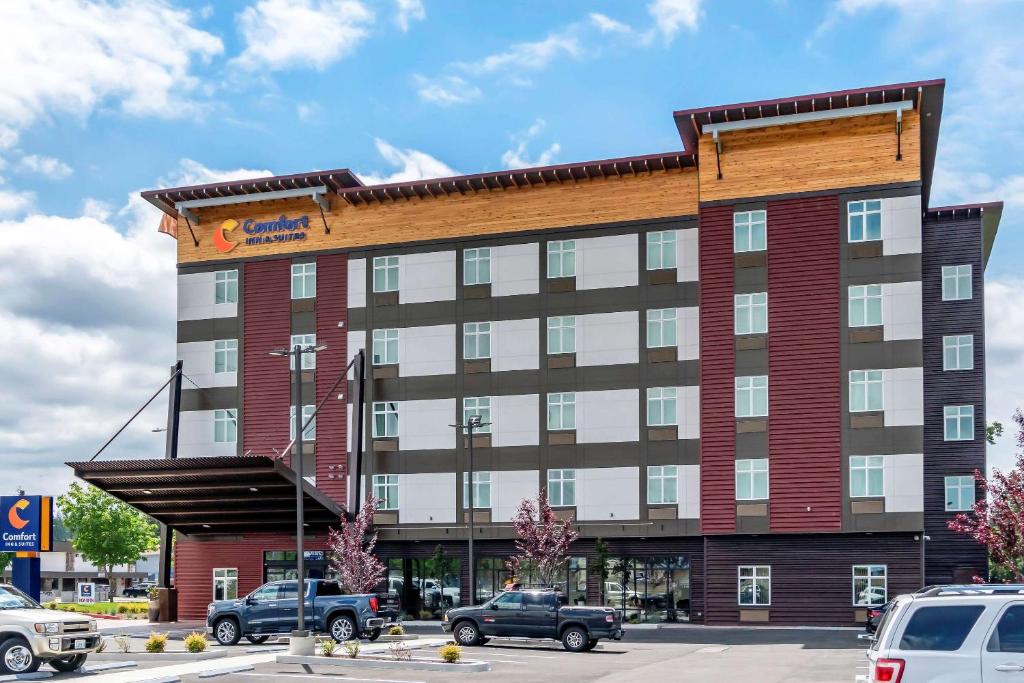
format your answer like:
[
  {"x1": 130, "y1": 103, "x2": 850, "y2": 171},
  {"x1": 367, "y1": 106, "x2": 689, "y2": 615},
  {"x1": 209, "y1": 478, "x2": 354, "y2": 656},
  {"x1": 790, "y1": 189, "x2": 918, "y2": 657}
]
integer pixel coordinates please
[{"x1": 0, "y1": 0, "x2": 1021, "y2": 493}]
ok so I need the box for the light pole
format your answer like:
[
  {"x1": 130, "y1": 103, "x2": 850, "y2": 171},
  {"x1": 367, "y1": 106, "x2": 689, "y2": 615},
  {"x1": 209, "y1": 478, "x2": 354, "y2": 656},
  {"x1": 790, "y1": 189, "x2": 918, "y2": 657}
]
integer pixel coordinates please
[{"x1": 451, "y1": 414, "x2": 490, "y2": 606}]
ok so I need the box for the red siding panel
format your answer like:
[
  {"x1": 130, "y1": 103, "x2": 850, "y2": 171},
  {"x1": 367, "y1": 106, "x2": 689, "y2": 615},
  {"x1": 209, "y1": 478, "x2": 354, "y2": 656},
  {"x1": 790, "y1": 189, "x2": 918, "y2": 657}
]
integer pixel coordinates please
[
  {"x1": 242, "y1": 260, "x2": 292, "y2": 457},
  {"x1": 699, "y1": 205, "x2": 736, "y2": 534},
  {"x1": 315, "y1": 253, "x2": 348, "y2": 507},
  {"x1": 766, "y1": 196, "x2": 841, "y2": 532}
]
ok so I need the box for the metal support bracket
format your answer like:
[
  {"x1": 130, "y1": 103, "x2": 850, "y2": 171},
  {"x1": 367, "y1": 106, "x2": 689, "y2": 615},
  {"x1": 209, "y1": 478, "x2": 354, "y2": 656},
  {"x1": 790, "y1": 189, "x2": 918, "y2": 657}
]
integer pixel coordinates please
[
  {"x1": 315, "y1": 192, "x2": 331, "y2": 234},
  {"x1": 713, "y1": 130, "x2": 723, "y2": 180},
  {"x1": 182, "y1": 214, "x2": 199, "y2": 247},
  {"x1": 895, "y1": 108, "x2": 903, "y2": 161},
  {"x1": 179, "y1": 206, "x2": 199, "y2": 226}
]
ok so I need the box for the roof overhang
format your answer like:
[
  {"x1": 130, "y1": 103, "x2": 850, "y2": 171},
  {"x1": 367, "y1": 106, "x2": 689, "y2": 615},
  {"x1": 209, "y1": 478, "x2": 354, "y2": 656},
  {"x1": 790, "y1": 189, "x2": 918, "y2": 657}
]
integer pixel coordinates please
[
  {"x1": 66, "y1": 457, "x2": 345, "y2": 536},
  {"x1": 925, "y1": 201, "x2": 1004, "y2": 268}
]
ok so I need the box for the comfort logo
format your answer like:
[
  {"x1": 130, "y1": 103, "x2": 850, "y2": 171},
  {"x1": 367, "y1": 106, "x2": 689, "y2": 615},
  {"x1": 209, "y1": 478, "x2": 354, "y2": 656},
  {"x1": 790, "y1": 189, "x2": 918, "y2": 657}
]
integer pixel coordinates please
[
  {"x1": 7, "y1": 499, "x2": 29, "y2": 530},
  {"x1": 213, "y1": 219, "x2": 239, "y2": 253}
]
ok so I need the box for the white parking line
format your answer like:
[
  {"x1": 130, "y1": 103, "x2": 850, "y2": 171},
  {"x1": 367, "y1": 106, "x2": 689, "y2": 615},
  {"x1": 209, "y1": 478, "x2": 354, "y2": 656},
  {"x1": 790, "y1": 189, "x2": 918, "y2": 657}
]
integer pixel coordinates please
[
  {"x1": 238, "y1": 673, "x2": 426, "y2": 683},
  {"x1": 470, "y1": 650, "x2": 557, "y2": 659}
]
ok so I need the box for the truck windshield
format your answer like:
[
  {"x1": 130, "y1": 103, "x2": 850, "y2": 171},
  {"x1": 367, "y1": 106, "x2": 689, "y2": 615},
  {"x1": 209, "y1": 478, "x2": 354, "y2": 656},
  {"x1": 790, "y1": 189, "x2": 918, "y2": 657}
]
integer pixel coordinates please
[{"x1": 0, "y1": 586, "x2": 41, "y2": 610}]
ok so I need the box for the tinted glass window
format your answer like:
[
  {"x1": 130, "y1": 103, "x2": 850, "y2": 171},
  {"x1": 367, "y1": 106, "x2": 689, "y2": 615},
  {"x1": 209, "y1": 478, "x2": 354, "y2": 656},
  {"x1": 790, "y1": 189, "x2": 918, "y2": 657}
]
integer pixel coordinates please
[
  {"x1": 899, "y1": 605, "x2": 985, "y2": 651},
  {"x1": 251, "y1": 584, "x2": 279, "y2": 602},
  {"x1": 524, "y1": 593, "x2": 553, "y2": 611},
  {"x1": 493, "y1": 592, "x2": 523, "y2": 610},
  {"x1": 989, "y1": 605, "x2": 1024, "y2": 653},
  {"x1": 317, "y1": 581, "x2": 343, "y2": 597},
  {"x1": 279, "y1": 582, "x2": 299, "y2": 599}
]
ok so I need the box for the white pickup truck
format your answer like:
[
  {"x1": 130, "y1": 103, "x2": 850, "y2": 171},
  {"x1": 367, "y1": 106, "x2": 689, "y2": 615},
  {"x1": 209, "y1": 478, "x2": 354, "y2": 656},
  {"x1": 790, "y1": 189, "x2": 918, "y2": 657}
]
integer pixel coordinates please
[{"x1": 0, "y1": 583, "x2": 100, "y2": 674}]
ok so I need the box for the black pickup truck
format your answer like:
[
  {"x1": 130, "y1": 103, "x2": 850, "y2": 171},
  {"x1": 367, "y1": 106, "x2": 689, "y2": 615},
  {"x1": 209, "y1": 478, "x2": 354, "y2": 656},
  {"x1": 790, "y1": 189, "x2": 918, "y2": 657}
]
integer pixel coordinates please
[{"x1": 441, "y1": 588, "x2": 624, "y2": 652}]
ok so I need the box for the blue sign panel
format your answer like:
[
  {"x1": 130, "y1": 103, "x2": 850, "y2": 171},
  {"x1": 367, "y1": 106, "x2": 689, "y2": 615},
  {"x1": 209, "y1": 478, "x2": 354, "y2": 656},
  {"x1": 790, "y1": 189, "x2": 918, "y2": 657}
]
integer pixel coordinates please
[{"x1": 0, "y1": 495, "x2": 52, "y2": 552}]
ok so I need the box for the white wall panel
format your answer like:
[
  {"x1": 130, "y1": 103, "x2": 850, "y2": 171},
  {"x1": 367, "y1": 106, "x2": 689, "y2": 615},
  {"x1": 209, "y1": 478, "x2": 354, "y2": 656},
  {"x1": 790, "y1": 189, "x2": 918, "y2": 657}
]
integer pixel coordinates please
[
  {"x1": 399, "y1": 398, "x2": 456, "y2": 450},
  {"x1": 347, "y1": 258, "x2": 366, "y2": 309},
  {"x1": 400, "y1": 472, "x2": 456, "y2": 524},
  {"x1": 577, "y1": 467, "x2": 639, "y2": 521},
  {"x1": 178, "y1": 271, "x2": 237, "y2": 321},
  {"x1": 399, "y1": 251, "x2": 456, "y2": 304},
  {"x1": 578, "y1": 234, "x2": 638, "y2": 290},
  {"x1": 178, "y1": 410, "x2": 237, "y2": 458},
  {"x1": 677, "y1": 306, "x2": 700, "y2": 360},
  {"x1": 492, "y1": 394, "x2": 539, "y2": 447},
  {"x1": 678, "y1": 464, "x2": 700, "y2": 519},
  {"x1": 492, "y1": 470, "x2": 539, "y2": 522},
  {"x1": 399, "y1": 324, "x2": 456, "y2": 377},
  {"x1": 347, "y1": 330, "x2": 366, "y2": 380},
  {"x1": 492, "y1": 243, "x2": 538, "y2": 297},
  {"x1": 882, "y1": 281, "x2": 922, "y2": 341},
  {"x1": 883, "y1": 453, "x2": 923, "y2": 512},
  {"x1": 577, "y1": 389, "x2": 639, "y2": 444},
  {"x1": 679, "y1": 386, "x2": 700, "y2": 440},
  {"x1": 177, "y1": 341, "x2": 236, "y2": 388},
  {"x1": 677, "y1": 228, "x2": 699, "y2": 282},
  {"x1": 882, "y1": 194, "x2": 922, "y2": 255},
  {"x1": 883, "y1": 367, "x2": 924, "y2": 426},
  {"x1": 577, "y1": 311, "x2": 639, "y2": 367},
  {"x1": 492, "y1": 318, "x2": 539, "y2": 372}
]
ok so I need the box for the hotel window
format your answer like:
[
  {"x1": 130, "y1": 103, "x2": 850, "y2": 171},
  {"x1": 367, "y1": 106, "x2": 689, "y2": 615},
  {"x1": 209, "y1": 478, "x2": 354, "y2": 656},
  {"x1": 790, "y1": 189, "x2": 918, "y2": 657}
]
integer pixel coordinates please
[
  {"x1": 464, "y1": 247, "x2": 491, "y2": 286},
  {"x1": 853, "y1": 565, "x2": 887, "y2": 607},
  {"x1": 547, "y1": 392, "x2": 576, "y2": 431},
  {"x1": 463, "y1": 322, "x2": 491, "y2": 360},
  {"x1": 213, "y1": 409, "x2": 237, "y2": 443},
  {"x1": 735, "y1": 293, "x2": 768, "y2": 335},
  {"x1": 647, "y1": 308, "x2": 677, "y2": 348},
  {"x1": 848, "y1": 200, "x2": 882, "y2": 242},
  {"x1": 646, "y1": 231, "x2": 677, "y2": 270},
  {"x1": 463, "y1": 397, "x2": 492, "y2": 434},
  {"x1": 291, "y1": 262, "x2": 316, "y2": 299},
  {"x1": 944, "y1": 405, "x2": 974, "y2": 441},
  {"x1": 373, "y1": 474, "x2": 399, "y2": 510},
  {"x1": 943, "y1": 335, "x2": 974, "y2": 371},
  {"x1": 738, "y1": 566, "x2": 770, "y2": 606},
  {"x1": 213, "y1": 568, "x2": 238, "y2": 601},
  {"x1": 849, "y1": 370, "x2": 883, "y2": 412},
  {"x1": 213, "y1": 339, "x2": 238, "y2": 374},
  {"x1": 548, "y1": 469, "x2": 576, "y2": 506},
  {"x1": 735, "y1": 459, "x2": 769, "y2": 501},
  {"x1": 547, "y1": 316, "x2": 576, "y2": 354},
  {"x1": 372, "y1": 329, "x2": 399, "y2": 365},
  {"x1": 289, "y1": 333, "x2": 316, "y2": 370},
  {"x1": 942, "y1": 265, "x2": 972, "y2": 301},
  {"x1": 373, "y1": 255, "x2": 400, "y2": 293},
  {"x1": 849, "y1": 284, "x2": 883, "y2": 327},
  {"x1": 290, "y1": 405, "x2": 316, "y2": 441},
  {"x1": 463, "y1": 471, "x2": 492, "y2": 508},
  {"x1": 647, "y1": 387, "x2": 678, "y2": 427},
  {"x1": 373, "y1": 402, "x2": 399, "y2": 439},
  {"x1": 733, "y1": 210, "x2": 766, "y2": 253},
  {"x1": 735, "y1": 376, "x2": 768, "y2": 418},
  {"x1": 850, "y1": 455, "x2": 884, "y2": 497},
  {"x1": 647, "y1": 465, "x2": 678, "y2": 505},
  {"x1": 945, "y1": 475, "x2": 976, "y2": 511},
  {"x1": 214, "y1": 270, "x2": 238, "y2": 304},
  {"x1": 547, "y1": 240, "x2": 576, "y2": 278}
]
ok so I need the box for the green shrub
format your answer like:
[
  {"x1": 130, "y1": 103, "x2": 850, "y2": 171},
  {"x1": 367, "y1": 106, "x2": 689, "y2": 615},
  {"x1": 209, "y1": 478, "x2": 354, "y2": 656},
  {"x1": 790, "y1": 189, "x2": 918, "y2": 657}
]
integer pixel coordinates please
[
  {"x1": 184, "y1": 632, "x2": 208, "y2": 653},
  {"x1": 145, "y1": 632, "x2": 168, "y2": 653},
  {"x1": 438, "y1": 643, "x2": 462, "y2": 663},
  {"x1": 320, "y1": 639, "x2": 337, "y2": 657},
  {"x1": 117, "y1": 604, "x2": 129, "y2": 614},
  {"x1": 342, "y1": 639, "x2": 360, "y2": 658},
  {"x1": 387, "y1": 624, "x2": 405, "y2": 636}
]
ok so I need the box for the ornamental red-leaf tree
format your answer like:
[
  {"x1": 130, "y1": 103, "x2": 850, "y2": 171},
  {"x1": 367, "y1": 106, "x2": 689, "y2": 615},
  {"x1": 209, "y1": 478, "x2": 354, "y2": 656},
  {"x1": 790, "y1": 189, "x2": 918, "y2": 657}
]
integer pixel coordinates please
[
  {"x1": 328, "y1": 496, "x2": 387, "y2": 594},
  {"x1": 510, "y1": 489, "x2": 579, "y2": 586},
  {"x1": 949, "y1": 408, "x2": 1024, "y2": 582}
]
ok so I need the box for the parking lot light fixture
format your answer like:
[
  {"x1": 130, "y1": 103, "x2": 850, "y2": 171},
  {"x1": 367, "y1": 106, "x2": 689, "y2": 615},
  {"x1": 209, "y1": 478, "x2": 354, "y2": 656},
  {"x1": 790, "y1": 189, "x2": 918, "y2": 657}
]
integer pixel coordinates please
[{"x1": 450, "y1": 415, "x2": 491, "y2": 606}]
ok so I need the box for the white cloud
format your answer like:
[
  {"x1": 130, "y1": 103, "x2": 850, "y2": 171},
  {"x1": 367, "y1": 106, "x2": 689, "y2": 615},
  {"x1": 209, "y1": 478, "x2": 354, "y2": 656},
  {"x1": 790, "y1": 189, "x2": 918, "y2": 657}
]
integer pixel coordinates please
[
  {"x1": 413, "y1": 75, "x2": 482, "y2": 106},
  {"x1": 0, "y1": 189, "x2": 34, "y2": 218},
  {"x1": 395, "y1": 0, "x2": 425, "y2": 32},
  {"x1": 233, "y1": 0, "x2": 374, "y2": 71},
  {"x1": 296, "y1": 102, "x2": 323, "y2": 122},
  {"x1": 501, "y1": 118, "x2": 561, "y2": 169},
  {"x1": 457, "y1": 31, "x2": 582, "y2": 74},
  {"x1": 358, "y1": 138, "x2": 458, "y2": 185},
  {"x1": 16, "y1": 154, "x2": 72, "y2": 180},
  {"x1": 648, "y1": 0, "x2": 703, "y2": 40},
  {"x1": 985, "y1": 277, "x2": 1024, "y2": 474},
  {"x1": 590, "y1": 13, "x2": 637, "y2": 36}
]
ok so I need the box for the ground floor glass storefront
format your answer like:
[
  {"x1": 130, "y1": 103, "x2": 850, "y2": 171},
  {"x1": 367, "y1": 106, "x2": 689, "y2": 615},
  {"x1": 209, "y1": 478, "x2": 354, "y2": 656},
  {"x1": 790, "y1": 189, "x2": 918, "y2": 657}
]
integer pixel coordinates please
[
  {"x1": 606, "y1": 556, "x2": 691, "y2": 623},
  {"x1": 384, "y1": 556, "x2": 462, "y2": 620},
  {"x1": 475, "y1": 557, "x2": 588, "y2": 605}
]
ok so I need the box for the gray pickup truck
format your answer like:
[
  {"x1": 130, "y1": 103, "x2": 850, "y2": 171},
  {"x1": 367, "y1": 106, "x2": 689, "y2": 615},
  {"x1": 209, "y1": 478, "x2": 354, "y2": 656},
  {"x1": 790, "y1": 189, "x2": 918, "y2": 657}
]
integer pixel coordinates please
[
  {"x1": 442, "y1": 588, "x2": 624, "y2": 652},
  {"x1": 207, "y1": 579, "x2": 387, "y2": 645}
]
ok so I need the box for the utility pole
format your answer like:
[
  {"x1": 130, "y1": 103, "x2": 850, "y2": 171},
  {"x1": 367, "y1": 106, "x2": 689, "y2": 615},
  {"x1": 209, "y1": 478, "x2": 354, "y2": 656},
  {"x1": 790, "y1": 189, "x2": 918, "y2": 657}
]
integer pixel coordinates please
[{"x1": 451, "y1": 414, "x2": 489, "y2": 606}]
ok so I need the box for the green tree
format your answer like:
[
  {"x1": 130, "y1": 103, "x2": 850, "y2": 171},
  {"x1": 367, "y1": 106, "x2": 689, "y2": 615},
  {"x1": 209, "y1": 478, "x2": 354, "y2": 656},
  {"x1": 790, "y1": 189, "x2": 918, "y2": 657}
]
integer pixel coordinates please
[
  {"x1": 988, "y1": 421, "x2": 1005, "y2": 446},
  {"x1": 0, "y1": 552, "x2": 12, "y2": 577},
  {"x1": 57, "y1": 483, "x2": 158, "y2": 592}
]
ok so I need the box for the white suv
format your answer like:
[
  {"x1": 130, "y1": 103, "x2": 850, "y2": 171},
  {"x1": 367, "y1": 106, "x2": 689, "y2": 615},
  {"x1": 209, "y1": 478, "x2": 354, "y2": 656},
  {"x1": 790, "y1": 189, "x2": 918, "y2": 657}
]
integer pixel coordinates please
[{"x1": 863, "y1": 585, "x2": 1024, "y2": 682}]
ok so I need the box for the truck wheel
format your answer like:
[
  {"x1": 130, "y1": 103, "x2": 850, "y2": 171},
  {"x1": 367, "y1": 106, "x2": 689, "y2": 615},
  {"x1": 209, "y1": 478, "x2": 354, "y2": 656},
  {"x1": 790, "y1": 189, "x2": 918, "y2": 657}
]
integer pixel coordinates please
[
  {"x1": 49, "y1": 654, "x2": 88, "y2": 672},
  {"x1": 329, "y1": 615, "x2": 357, "y2": 642},
  {"x1": 453, "y1": 621, "x2": 482, "y2": 646},
  {"x1": 366, "y1": 628, "x2": 381, "y2": 642},
  {"x1": 584, "y1": 639, "x2": 598, "y2": 651},
  {"x1": 245, "y1": 635, "x2": 270, "y2": 645},
  {"x1": 213, "y1": 617, "x2": 242, "y2": 646},
  {"x1": 561, "y1": 626, "x2": 588, "y2": 652},
  {"x1": 0, "y1": 638, "x2": 41, "y2": 674}
]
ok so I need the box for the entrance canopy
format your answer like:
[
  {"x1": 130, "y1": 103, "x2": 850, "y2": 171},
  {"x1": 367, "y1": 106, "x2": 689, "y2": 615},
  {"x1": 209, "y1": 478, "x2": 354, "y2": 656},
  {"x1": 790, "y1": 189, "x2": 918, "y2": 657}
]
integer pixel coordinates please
[{"x1": 65, "y1": 457, "x2": 344, "y2": 536}]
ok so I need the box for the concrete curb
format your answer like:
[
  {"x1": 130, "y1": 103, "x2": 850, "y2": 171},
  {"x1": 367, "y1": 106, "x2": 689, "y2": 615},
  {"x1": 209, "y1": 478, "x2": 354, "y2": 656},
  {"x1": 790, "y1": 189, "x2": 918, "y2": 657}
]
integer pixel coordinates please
[
  {"x1": 277, "y1": 654, "x2": 491, "y2": 673},
  {"x1": 198, "y1": 664, "x2": 256, "y2": 678},
  {"x1": 0, "y1": 673, "x2": 52, "y2": 682},
  {"x1": 375, "y1": 634, "x2": 420, "y2": 642},
  {"x1": 80, "y1": 661, "x2": 139, "y2": 672},
  {"x1": 90, "y1": 650, "x2": 227, "y2": 661}
]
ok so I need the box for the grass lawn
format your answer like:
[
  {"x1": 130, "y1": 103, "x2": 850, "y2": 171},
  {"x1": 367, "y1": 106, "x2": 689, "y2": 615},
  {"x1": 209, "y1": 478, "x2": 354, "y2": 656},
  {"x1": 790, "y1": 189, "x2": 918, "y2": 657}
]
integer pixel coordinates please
[{"x1": 45, "y1": 601, "x2": 149, "y2": 618}]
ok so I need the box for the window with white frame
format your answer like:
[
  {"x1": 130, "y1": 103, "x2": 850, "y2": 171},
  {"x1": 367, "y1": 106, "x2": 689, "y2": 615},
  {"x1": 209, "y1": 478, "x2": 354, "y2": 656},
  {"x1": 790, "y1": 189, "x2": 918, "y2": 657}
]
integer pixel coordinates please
[
  {"x1": 289, "y1": 334, "x2": 316, "y2": 370},
  {"x1": 848, "y1": 200, "x2": 882, "y2": 243},
  {"x1": 373, "y1": 402, "x2": 399, "y2": 438},
  {"x1": 547, "y1": 393, "x2": 575, "y2": 431},
  {"x1": 373, "y1": 256, "x2": 400, "y2": 293},
  {"x1": 943, "y1": 335, "x2": 974, "y2": 371},
  {"x1": 213, "y1": 568, "x2": 238, "y2": 601},
  {"x1": 463, "y1": 322, "x2": 491, "y2": 360},
  {"x1": 213, "y1": 409, "x2": 237, "y2": 443},
  {"x1": 738, "y1": 566, "x2": 770, "y2": 606},
  {"x1": 735, "y1": 293, "x2": 768, "y2": 335},
  {"x1": 735, "y1": 376, "x2": 768, "y2": 418},
  {"x1": 464, "y1": 247, "x2": 491, "y2": 286},
  {"x1": 462, "y1": 471, "x2": 491, "y2": 508},
  {"x1": 214, "y1": 270, "x2": 238, "y2": 304},
  {"x1": 945, "y1": 475, "x2": 976, "y2": 511},
  {"x1": 547, "y1": 316, "x2": 576, "y2": 355},
  {"x1": 735, "y1": 459, "x2": 769, "y2": 501},
  {"x1": 463, "y1": 397, "x2": 492, "y2": 434},
  {"x1": 849, "y1": 284, "x2": 883, "y2": 327},
  {"x1": 647, "y1": 465, "x2": 678, "y2": 505},
  {"x1": 850, "y1": 455, "x2": 884, "y2": 498},
  {"x1": 373, "y1": 474, "x2": 399, "y2": 510},
  {"x1": 290, "y1": 405, "x2": 316, "y2": 441},
  {"x1": 942, "y1": 265, "x2": 972, "y2": 301},
  {"x1": 291, "y1": 262, "x2": 316, "y2": 299},
  {"x1": 733, "y1": 210, "x2": 767, "y2": 253},
  {"x1": 547, "y1": 240, "x2": 576, "y2": 278},
  {"x1": 372, "y1": 329, "x2": 399, "y2": 365},
  {"x1": 853, "y1": 565, "x2": 886, "y2": 607},
  {"x1": 213, "y1": 339, "x2": 238, "y2": 374},
  {"x1": 646, "y1": 231, "x2": 677, "y2": 270},
  {"x1": 647, "y1": 308, "x2": 677, "y2": 348},
  {"x1": 548, "y1": 469, "x2": 576, "y2": 506},
  {"x1": 944, "y1": 405, "x2": 974, "y2": 441},
  {"x1": 849, "y1": 370, "x2": 883, "y2": 412},
  {"x1": 647, "y1": 387, "x2": 678, "y2": 427}
]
